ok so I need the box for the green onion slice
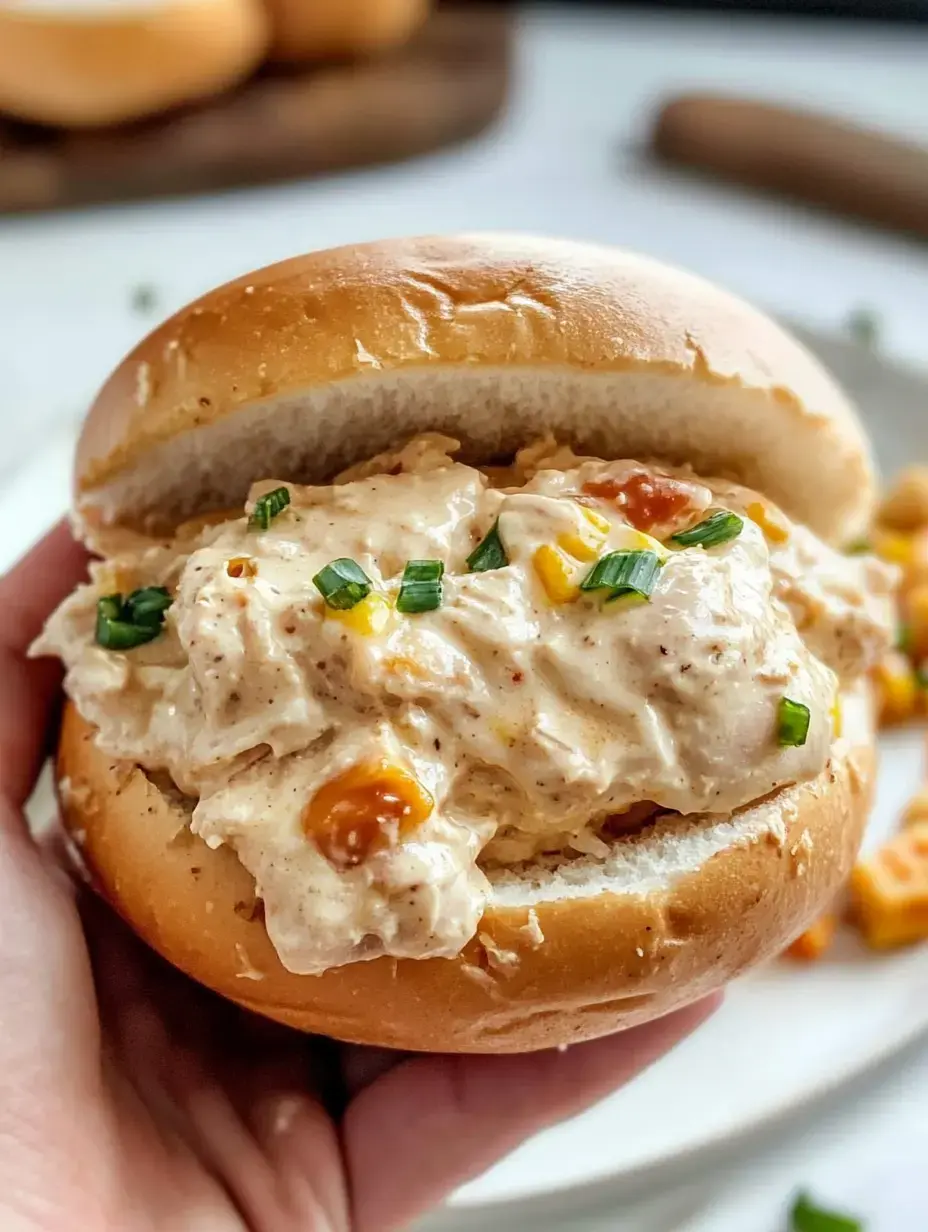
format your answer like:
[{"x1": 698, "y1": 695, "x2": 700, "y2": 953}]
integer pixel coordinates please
[
  {"x1": 313, "y1": 558, "x2": 372, "y2": 610},
  {"x1": 844, "y1": 537, "x2": 872, "y2": 556},
  {"x1": 581, "y1": 550, "x2": 662, "y2": 602},
  {"x1": 896, "y1": 622, "x2": 912, "y2": 655},
  {"x1": 778, "y1": 696, "x2": 811, "y2": 747},
  {"x1": 670, "y1": 510, "x2": 743, "y2": 550},
  {"x1": 397, "y1": 560, "x2": 444, "y2": 614},
  {"x1": 467, "y1": 520, "x2": 508, "y2": 572},
  {"x1": 249, "y1": 486, "x2": 290, "y2": 531},
  {"x1": 790, "y1": 1191, "x2": 863, "y2": 1232},
  {"x1": 95, "y1": 586, "x2": 173, "y2": 651},
  {"x1": 125, "y1": 586, "x2": 173, "y2": 626}
]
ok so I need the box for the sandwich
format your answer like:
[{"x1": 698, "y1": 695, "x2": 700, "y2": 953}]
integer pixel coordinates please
[{"x1": 33, "y1": 234, "x2": 895, "y2": 1052}]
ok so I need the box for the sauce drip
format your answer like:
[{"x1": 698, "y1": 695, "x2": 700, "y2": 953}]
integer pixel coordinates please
[
  {"x1": 583, "y1": 471, "x2": 694, "y2": 534},
  {"x1": 303, "y1": 760, "x2": 433, "y2": 870}
]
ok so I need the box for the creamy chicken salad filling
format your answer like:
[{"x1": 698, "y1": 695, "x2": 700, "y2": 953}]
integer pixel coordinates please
[{"x1": 35, "y1": 435, "x2": 896, "y2": 974}]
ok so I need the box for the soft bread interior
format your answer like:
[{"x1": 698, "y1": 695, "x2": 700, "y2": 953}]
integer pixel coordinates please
[{"x1": 79, "y1": 365, "x2": 868, "y2": 548}]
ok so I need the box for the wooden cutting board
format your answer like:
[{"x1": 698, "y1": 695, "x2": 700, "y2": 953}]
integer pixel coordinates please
[{"x1": 0, "y1": 7, "x2": 511, "y2": 214}]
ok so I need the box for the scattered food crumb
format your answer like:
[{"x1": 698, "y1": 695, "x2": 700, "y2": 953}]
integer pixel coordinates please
[
  {"x1": 844, "y1": 305, "x2": 881, "y2": 350},
  {"x1": 518, "y1": 907, "x2": 545, "y2": 948},
  {"x1": 130, "y1": 283, "x2": 159, "y2": 316},
  {"x1": 478, "y1": 932, "x2": 520, "y2": 973},
  {"x1": 235, "y1": 942, "x2": 264, "y2": 981}
]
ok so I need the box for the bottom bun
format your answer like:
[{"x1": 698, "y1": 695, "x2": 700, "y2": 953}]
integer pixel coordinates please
[{"x1": 57, "y1": 695, "x2": 874, "y2": 1053}]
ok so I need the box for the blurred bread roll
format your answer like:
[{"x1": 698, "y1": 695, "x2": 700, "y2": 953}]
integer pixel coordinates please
[
  {"x1": 263, "y1": 0, "x2": 429, "y2": 62},
  {"x1": 0, "y1": 0, "x2": 270, "y2": 128}
]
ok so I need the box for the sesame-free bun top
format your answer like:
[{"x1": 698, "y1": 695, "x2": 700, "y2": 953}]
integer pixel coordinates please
[
  {"x1": 75, "y1": 233, "x2": 875, "y2": 546},
  {"x1": 0, "y1": 0, "x2": 269, "y2": 129}
]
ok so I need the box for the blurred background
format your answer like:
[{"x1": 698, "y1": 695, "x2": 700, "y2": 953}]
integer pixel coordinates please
[{"x1": 1, "y1": 2, "x2": 927, "y2": 1230}]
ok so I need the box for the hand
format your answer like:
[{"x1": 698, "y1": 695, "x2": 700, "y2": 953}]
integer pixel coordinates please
[{"x1": 0, "y1": 524, "x2": 719, "y2": 1232}]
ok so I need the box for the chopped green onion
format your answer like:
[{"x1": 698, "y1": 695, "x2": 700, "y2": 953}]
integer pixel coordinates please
[
  {"x1": 778, "y1": 697, "x2": 811, "y2": 747},
  {"x1": 581, "y1": 550, "x2": 662, "y2": 602},
  {"x1": 467, "y1": 519, "x2": 508, "y2": 572},
  {"x1": 125, "y1": 586, "x2": 173, "y2": 627},
  {"x1": 896, "y1": 622, "x2": 912, "y2": 655},
  {"x1": 96, "y1": 594, "x2": 123, "y2": 625},
  {"x1": 844, "y1": 537, "x2": 872, "y2": 556},
  {"x1": 790, "y1": 1191, "x2": 863, "y2": 1232},
  {"x1": 249, "y1": 486, "x2": 290, "y2": 531},
  {"x1": 916, "y1": 664, "x2": 928, "y2": 690},
  {"x1": 845, "y1": 306, "x2": 881, "y2": 351},
  {"x1": 95, "y1": 587, "x2": 173, "y2": 651},
  {"x1": 397, "y1": 560, "x2": 444, "y2": 614},
  {"x1": 313, "y1": 558, "x2": 372, "y2": 610},
  {"x1": 670, "y1": 510, "x2": 743, "y2": 549}
]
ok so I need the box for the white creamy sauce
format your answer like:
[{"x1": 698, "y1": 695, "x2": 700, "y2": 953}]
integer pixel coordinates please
[{"x1": 35, "y1": 437, "x2": 896, "y2": 975}]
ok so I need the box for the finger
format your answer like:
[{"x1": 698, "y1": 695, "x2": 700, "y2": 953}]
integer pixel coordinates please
[
  {"x1": 0, "y1": 521, "x2": 89, "y2": 808},
  {"x1": 345, "y1": 996, "x2": 720, "y2": 1232},
  {"x1": 76, "y1": 883, "x2": 350, "y2": 1231},
  {"x1": 339, "y1": 1045, "x2": 404, "y2": 1099}
]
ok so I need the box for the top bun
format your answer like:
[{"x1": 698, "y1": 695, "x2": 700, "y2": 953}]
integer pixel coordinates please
[
  {"x1": 0, "y1": 0, "x2": 269, "y2": 129},
  {"x1": 75, "y1": 234, "x2": 874, "y2": 546}
]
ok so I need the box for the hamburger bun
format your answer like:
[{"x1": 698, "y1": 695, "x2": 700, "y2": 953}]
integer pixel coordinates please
[
  {"x1": 54, "y1": 235, "x2": 881, "y2": 1052},
  {"x1": 263, "y1": 0, "x2": 429, "y2": 63},
  {"x1": 0, "y1": 0, "x2": 269, "y2": 129}
]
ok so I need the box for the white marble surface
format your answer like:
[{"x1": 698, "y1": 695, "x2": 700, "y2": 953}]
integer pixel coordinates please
[{"x1": 1, "y1": 6, "x2": 927, "y2": 1229}]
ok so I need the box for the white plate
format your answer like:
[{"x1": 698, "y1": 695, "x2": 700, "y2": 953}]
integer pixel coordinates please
[{"x1": 5, "y1": 325, "x2": 928, "y2": 1225}]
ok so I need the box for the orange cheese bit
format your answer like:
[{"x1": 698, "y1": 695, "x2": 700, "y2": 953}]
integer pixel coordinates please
[
  {"x1": 533, "y1": 545, "x2": 579, "y2": 604},
  {"x1": 326, "y1": 591, "x2": 392, "y2": 636},
  {"x1": 872, "y1": 528, "x2": 914, "y2": 567},
  {"x1": 902, "y1": 787, "x2": 928, "y2": 828},
  {"x1": 905, "y1": 584, "x2": 928, "y2": 658},
  {"x1": 227, "y1": 556, "x2": 258, "y2": 579},
  {"x1": 873, "y1": 651, "x2": 918, "y2": 726},
  {"x1": 557, "y1": 506, "x2": 610, "y2": 565},
  {"x1": 303, "y1": 760, "x2": 433, "y2": 870},
  {"x1": 785, "y1": 914, "x2": 837, "y2": 961},
  {"x1": 383, "y1": 655, "x2": 428, "y2": 680},
  {"x1": 746, "y1": 500, "x2": 790, "y2": 544},
  {"x1": 877, "y1": 466, "x2": 928, "y2": 532},
  {"x1": 580, "y1": 506, "x2": 611, "y2": 536},
  {"x1": 96, "y1": 563, "x2": 137, "y2": 595},
  {"x1": 557, "y1": 532, "x2": 600, "y2": 564},
  {"x1": 849, "y1": 821, "x2": 928, "y2": 949}
]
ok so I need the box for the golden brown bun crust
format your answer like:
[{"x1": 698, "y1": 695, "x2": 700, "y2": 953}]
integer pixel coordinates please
[
  {"x1": 0, "y1": 0, "x2": 269, "y2": 128},
  {"x1": 75, "y1": 234, "x2": 874, "y2": 546},
  {"x1": 57, "y1": 703, "x2": 874, "y2": 1053},
  {"x1": 263, "y1": 0, "x2": 429, "y2": 62}
]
